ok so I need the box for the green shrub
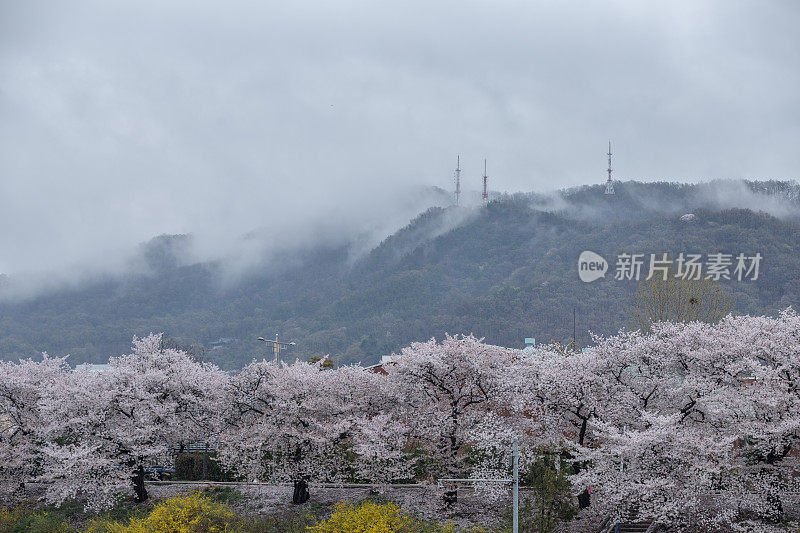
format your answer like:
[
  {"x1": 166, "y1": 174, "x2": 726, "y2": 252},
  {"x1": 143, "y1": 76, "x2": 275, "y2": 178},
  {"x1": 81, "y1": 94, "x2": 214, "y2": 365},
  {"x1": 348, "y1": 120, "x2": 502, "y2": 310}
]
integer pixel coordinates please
[
  {"x1": 499, "y1": 453, "x2": 577, "y2": 533},
  {"x1": 0, "y1": 506, "x2": 76, "y2": 533},
  {"x1": 174, "y1": 452, "x2": 236, "y2": 481},
  {"x1": 233, "y1": 512, "x2": 318, "y2": 533}
]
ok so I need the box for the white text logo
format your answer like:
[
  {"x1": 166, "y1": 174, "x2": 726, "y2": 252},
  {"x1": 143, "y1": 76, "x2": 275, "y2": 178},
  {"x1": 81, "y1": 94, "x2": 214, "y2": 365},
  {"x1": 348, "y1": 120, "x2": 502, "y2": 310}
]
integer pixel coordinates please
[{"x1": 578, "y1": 251, "x2": 608, "y2": 282}]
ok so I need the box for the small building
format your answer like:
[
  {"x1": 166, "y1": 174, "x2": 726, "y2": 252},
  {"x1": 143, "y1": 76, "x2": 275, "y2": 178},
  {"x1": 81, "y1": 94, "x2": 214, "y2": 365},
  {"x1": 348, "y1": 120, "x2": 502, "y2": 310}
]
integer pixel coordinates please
[
  {"x1": 74, "y1": 363, "x2": 111, "y2": 373},
  {"x1": 364, "y1": 355, "x2": 395, "y2": 375}
]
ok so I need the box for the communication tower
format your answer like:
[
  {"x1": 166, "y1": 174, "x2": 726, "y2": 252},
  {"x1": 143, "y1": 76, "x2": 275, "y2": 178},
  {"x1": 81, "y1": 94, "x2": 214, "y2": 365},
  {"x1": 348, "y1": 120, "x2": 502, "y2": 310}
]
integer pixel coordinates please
[
  {"x1": 454, "y1": 155, "x2": 461, "y2": 206},
  {"x1": 482, "y1": 159, "x2": 489, "y2": 204},
  {"x1": 605, "y1": 142, "x2": 615, "y2": 195}
]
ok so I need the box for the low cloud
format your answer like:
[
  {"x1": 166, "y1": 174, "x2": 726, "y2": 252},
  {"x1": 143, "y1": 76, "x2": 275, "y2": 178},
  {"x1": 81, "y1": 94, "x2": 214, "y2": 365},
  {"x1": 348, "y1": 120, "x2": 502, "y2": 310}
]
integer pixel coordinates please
[{"x1": 1, "y1": 1, "x2": 797, "y2": 297}]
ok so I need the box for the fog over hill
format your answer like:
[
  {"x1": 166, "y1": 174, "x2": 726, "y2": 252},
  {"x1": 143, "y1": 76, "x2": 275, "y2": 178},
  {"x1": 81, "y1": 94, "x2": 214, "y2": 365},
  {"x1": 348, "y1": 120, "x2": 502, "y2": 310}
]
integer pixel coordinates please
[
  {"x1": 1, "y1": 180, "x2": 799, "y2": 369},
  {"x1": 0, "y1": 185, "x2": 455, "y2": 301},
  {"x1": 3, "y1": 1, "x2": 799, "y2": 289}
]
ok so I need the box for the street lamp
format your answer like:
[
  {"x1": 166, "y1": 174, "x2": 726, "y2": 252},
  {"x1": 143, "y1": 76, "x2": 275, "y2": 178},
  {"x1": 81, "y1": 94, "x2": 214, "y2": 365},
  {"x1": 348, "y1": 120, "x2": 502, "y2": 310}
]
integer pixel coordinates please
[{"x1": 257, "y1": 334, "x2": 297, "y2": 364}]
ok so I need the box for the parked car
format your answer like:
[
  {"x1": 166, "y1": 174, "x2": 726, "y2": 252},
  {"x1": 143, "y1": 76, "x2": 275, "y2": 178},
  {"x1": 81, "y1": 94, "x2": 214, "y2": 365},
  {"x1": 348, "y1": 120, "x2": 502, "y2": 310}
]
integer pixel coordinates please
[{"x1": 144, "y1": 466, "x2": 176, "y2": 481}]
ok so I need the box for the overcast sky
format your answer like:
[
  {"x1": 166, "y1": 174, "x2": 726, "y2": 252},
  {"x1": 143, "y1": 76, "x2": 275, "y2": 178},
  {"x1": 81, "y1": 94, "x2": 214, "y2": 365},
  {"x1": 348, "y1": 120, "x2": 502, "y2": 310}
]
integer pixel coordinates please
[{"x1": 1, "y1": 0, "x2": 798, "y2": 277}]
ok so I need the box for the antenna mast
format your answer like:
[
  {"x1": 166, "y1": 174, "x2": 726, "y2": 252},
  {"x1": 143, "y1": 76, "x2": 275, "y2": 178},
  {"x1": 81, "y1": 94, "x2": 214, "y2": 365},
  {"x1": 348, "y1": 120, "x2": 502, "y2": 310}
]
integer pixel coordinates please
[
  {"x1": 482, "y1": 159, "x2": 488, "y2": 204},
  {"x1": 454, "y1": 155, "x2": 461, "y2": 206},
  {"x1": 605, "y1": 141, "x2": 615, "y2": 195}
]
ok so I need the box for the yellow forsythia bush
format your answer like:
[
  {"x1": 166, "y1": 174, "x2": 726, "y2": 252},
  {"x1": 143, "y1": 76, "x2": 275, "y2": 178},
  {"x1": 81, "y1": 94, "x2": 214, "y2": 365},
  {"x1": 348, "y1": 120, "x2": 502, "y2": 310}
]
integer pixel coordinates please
[
  {"x1": 308, "y1": 500, "x2": 450, "y2": 533},
  {"x1": 87, "y1": 493, "x2": 237, "y2": 533}
]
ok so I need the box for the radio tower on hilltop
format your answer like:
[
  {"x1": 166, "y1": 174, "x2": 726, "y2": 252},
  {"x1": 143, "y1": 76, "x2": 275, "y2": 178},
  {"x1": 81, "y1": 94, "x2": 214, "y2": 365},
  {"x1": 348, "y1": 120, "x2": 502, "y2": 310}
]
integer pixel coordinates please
[
  {"x1": 482, "y1": 159, "x2": 489, "y2": 204},
  {"x1": 605, "y1": 141, "x2": 615, "y2": 195},
  {"x1": 454, "y1": 155, "x2": 461, "y2": 206}
]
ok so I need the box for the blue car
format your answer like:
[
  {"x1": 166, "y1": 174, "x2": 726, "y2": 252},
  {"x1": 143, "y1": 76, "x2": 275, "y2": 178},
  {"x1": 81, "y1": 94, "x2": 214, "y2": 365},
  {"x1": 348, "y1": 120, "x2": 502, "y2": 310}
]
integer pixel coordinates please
[{"x1": 144, "y1": 466, "x2": 176, "y2": 481}]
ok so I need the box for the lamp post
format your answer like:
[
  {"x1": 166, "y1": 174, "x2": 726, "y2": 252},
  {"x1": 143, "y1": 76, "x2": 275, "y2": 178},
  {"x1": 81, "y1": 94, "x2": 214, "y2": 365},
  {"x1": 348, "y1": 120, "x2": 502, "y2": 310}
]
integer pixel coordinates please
[
  {"x1": 513, "y1": 437, "x2": 519, "y2": 533},
  {"x1": 257, "y1": 334, "x2": 296, "y2": 364}
]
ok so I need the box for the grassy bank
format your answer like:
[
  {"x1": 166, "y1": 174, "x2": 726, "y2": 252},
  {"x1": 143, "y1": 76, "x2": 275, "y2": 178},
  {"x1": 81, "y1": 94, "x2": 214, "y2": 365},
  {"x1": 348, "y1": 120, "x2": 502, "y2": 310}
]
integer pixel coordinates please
[{"x1": 0, "y1": 489, "x2": 482, "y2": 533}]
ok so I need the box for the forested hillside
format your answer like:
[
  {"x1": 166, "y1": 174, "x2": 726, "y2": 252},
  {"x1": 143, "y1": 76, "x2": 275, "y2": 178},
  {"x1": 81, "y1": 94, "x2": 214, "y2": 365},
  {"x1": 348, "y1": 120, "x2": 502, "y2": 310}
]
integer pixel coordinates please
[{"x1": 1, "y1": 180, "x2": 799, "y2": 369}]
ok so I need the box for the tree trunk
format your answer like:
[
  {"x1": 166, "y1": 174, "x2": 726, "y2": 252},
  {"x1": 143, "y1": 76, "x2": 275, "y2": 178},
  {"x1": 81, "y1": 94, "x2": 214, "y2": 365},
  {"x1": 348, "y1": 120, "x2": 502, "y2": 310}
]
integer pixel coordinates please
[
  {"x1": 443, "y1": 489, "x2": 458, "y2": 505},
  {"x1": 577, "y1": 417, "x2": 588, "y2": 447},
  {"x1": 578, "y1": 487, "x2": 591, "y2": 508},
  {"x1": 766, "y1": 491, "x2": 783, "y2": 523},
  {"x1": 442, "y1": 427, "x2": 459, "y2": 505},
  {"x1": 763, "y1": 471, "x2": 784, "y2": 522},
  {"x1": 133, "y1": 466, "x2": 148, "y2": 502},
  {"x1": 292, "y1": 479, "x2": 310, "y2": 505}
]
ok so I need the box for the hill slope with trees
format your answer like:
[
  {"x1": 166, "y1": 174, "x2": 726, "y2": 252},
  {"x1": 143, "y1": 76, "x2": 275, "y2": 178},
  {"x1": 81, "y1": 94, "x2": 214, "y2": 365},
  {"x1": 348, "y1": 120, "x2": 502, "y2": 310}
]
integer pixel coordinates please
[{"x1": 1, "y1": 180, "x2": 799, "y2": 369}]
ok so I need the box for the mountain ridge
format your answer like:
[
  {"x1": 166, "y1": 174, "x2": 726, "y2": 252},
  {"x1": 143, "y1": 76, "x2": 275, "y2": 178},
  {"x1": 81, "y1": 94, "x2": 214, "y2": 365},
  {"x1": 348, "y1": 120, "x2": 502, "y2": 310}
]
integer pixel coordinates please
[{"x1": 1, "y1": 180, "x2": 799, "y2": 369}]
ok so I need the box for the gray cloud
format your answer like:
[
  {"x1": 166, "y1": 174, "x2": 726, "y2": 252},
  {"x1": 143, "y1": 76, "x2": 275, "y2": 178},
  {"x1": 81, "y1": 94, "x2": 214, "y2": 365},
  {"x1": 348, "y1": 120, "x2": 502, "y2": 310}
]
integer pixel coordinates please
[{"x1": 0, "y1": 0, "x2": 798, "y2": 280}]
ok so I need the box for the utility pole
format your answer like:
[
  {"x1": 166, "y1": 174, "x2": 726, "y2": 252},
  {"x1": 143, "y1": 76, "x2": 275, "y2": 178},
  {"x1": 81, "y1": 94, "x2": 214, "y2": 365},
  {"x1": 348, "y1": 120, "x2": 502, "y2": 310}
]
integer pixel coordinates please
[
  {"x1": 573, "y1": 307, "x2": 577, "y2": 352},
  {"x1": 513, "y1": 437, "x2": 519, "y2": 533}
]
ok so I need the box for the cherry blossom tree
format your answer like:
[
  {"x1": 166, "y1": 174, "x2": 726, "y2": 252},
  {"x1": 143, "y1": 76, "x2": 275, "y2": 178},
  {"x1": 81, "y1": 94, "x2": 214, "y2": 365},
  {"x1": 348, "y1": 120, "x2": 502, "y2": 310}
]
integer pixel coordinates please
[
  {"x1": 350, "y1": 412, "x2": 415, "y2": 485},
  {"x1": 376, "y1": 335, "x2": 533, "y2": 502},
  {"x1": 214, "y1": 358, "x2": 380, "y2": 503},
  {"x1": 4, "y1": 311, "x2": 799, "y2": 528},
  {"x1": 509, "y1": 343, "x2": 615, "y2": 511},
  {"x1": 565, "y1": 323, "x2": 734, "y2": 526},
  {"x1": 0, "y1": 355, "x2": 69, "y2": 500},
  {"x1": 713, "y1": 310, "x2": 800, "y2": 523},
  {"x1": 37, "y1": 334, "x2": 225, "y2": 511},
  {"x1": 570, "y1": 313, "x2": 800, "y2": 527},
  {"x1": 515, "y1": 346, "x2": 605, "y2": 448}
]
